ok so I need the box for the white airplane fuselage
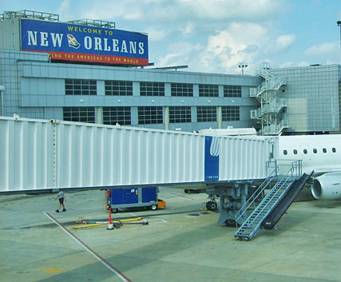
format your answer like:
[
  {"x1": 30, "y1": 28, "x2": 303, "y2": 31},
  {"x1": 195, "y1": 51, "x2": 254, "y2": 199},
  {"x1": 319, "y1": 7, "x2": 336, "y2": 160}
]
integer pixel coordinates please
[
  {"x1": 278, "y1": 134, "x2": 341, "y2": 174},
  {"x1": 276, "y1": 134, "x2": 341, "y2": 200}
]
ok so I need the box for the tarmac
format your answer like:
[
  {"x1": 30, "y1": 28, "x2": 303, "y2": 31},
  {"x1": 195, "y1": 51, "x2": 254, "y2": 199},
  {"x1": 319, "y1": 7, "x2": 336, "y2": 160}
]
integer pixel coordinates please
[{"x1": 1, "y1": 187, "x2": 341, "y2": 282}]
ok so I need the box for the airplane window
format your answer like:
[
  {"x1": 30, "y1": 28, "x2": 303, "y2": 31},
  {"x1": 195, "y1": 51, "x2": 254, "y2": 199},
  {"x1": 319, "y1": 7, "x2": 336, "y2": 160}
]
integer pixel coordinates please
[
  {"x1": 283, "y1": 150, "x2": 288, "y2": 155},
  {"x1": 303, "y1": 149, "x2": 307, "y2": 154},
  {"x1": 332, "y1": 148, "x2": 336, "y2": 153},
  {"x1": 323, "y1": 148, "x2": 327, "y2": 153},
  {"x1": 293, "y1": 149, "x2": 297, "y2": 155},
  {"x1": 313, "y1": 149, "x2": 317, "y2": 154}
]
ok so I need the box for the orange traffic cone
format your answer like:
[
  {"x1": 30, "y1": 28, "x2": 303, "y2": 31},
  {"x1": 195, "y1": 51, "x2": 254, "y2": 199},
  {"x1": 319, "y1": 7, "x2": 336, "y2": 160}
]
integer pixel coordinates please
[{"x1": 107, "y1": 209, "x2": 113, "y2": 230}]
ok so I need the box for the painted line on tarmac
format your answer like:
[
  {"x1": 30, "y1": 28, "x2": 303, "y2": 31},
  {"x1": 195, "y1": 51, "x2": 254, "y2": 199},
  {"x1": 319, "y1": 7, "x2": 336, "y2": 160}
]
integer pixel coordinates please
[{"x1": 44, "y1": 212, "x2": 131, "y2": 282}]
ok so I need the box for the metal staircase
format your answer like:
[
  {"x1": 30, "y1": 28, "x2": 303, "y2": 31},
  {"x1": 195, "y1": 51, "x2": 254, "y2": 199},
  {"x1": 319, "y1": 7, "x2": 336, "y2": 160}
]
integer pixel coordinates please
[
  {"x1": 234, "y1": 160, "x2": 302, "y2": 241},
  {"x1": 235, "y1": 166, "x2": 278, "y2": 226},
  {"x1": 249, "y1": 67, "x2": 288, "y2": 135}
]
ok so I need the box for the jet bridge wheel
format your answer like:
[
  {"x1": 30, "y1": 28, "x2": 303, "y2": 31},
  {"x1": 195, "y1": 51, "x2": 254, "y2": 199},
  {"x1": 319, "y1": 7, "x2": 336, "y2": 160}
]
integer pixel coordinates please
[{"x1": 206, "y1": 200, "x2": 218, "y2": 211}]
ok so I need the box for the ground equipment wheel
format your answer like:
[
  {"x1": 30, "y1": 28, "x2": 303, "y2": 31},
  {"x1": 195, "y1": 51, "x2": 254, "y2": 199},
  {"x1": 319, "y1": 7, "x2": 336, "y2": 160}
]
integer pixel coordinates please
[{"x1": 206, "y1": 200, "x2": 218, "y2": 211}]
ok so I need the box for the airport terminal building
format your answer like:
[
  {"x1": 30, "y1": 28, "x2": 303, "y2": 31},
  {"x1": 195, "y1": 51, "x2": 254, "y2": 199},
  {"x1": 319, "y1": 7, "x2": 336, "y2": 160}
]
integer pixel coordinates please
[{"x1": 0, "y1": 10, "x2": 340, "y2": 135}]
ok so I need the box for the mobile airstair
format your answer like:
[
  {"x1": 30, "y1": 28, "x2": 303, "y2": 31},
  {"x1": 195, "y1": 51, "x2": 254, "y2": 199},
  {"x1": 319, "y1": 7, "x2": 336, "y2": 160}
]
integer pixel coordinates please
[{"x1": 234, "y1": 160, "x2": 311, "y2": 241}]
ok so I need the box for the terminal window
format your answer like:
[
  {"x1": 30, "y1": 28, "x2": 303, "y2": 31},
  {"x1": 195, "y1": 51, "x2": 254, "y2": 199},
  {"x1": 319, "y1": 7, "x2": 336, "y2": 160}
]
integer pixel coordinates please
[
  {"x1": 138, "y1": 106, "x2": 163, "y2": 124},
  {"x1": 103, "y1": 107, "x2": 131, "y2": 125},
  {"x1": 169, "y1": 106, "x2": 191, "y2": 123},
  {"x1": 65, "y1": 79, "x2": 97, "y2": 95},
  {"x1": 140, "y1": 82, "x2": 165, "y2": 96},
  {"x1": 171, "y1": 83, "x2": 193, "y2": 96},
  {"x1": 105, "y1": 80, "x2": 133, "y2": 96},
  {"x1": 197, "y1": 106, "x2": 217, "y2": 122},
  {"x1": 199, "y1": 84, "x2": 219, "y2": 97},
  {"x1": 222, "y1": 106, "x2": 240, "y2": 121},
  {"x1": 224, "y1": 86, "x2": 242, "y2": 97},
  {"x1": 63, "y1": 107, "x2": 95, "y2": 123}
]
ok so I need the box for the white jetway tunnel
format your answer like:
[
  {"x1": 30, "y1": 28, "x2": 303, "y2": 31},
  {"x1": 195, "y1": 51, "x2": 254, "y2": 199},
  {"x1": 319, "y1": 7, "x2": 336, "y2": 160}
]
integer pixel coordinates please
[
  {"x1": 0, "y1": 86, "x2": 4, "y2": 116},
  {"x1": 0, "y1": 117, "x2": 273, "y2": 193}
]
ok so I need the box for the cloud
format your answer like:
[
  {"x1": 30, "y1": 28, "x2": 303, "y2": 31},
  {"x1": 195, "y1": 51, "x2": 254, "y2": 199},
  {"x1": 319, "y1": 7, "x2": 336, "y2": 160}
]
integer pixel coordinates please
[
  {"x1": 304, "y1": 42, "x2": 340, "y2": 64},
  {"x1": 155, "y1": 21, "x2": 298, "y2": 74},
  {"x1": 157, "y1": 42, "x2": 203, "y2": 67},
  {"x1": 305, "y1": 42, "x2": 339, "y2": 56},
  {"x1": 178, "y1": 0, "x2": 281, "y2": 21},
  {"x1": 55, "y1": 0, "x2": 293, "y2": 73},
  {"x1": 61, "y1": 0, "x2": 282, "y2": 22},
  {"x1": 57, "y1": 0, "x2": 71, "y2": 20},
  {"x1": 202, "y1": 22, "x2": 267, "y2": 72},
  {"x1": 275, "y1": 34, "x2": 295, "y2": 50},
  {"x1": 181, "y1": 22, "x2": 195, "y2": 35},
  {"x1": 278, "y1": 61, "x2": 309, "y2": 68},
  {"x1": 144, "y1": 28, "x2": 168, "y2": 42}
]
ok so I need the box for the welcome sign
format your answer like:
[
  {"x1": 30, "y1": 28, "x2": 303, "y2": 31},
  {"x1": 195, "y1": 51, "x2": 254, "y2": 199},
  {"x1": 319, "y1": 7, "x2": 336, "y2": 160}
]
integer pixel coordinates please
[{"x1": 21, "y1": 19, "x2": 149, "y2": 66}]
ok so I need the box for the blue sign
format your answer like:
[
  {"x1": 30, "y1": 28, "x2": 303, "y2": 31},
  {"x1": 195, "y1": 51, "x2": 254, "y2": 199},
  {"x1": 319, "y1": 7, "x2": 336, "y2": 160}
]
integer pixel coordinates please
[
  {"x1": 21, "y1": 19, "x2": 148, "y2": 66},
  {"x1": 204, "y1": 136, "x2": 220, "y2": 182}
]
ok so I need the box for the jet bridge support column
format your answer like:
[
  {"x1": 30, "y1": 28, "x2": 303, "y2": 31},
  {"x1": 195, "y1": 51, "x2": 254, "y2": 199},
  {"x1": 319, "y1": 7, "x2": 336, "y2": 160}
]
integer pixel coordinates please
[{"x1": 213, "y1": 183, "x2": 249, "y2": 226}]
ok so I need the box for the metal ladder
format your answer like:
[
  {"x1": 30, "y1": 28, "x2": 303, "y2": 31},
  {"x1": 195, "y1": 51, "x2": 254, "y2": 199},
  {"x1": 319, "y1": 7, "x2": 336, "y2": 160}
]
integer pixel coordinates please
[{"x1": 234, "y1": 160, "x2": 302, "y2": 241}]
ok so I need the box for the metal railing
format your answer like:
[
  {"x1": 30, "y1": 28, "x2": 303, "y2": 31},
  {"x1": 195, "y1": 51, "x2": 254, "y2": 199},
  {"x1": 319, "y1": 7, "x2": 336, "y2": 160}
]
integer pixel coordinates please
[
  {"x1": 250, "y1": 99, "x2": 287, "y2": 119},
  {"x1": 249, "y1": 161, "x2": 302, "y2": 219},
  {"x1": 241, "y1": 171, "x2": 295, "y2": 239},
  {"x1": 249, "y1": 67, "x2": 289, "y2": 136},
  {"x1": 261, "y1": 120, "x2": 289, "y2": 135},
  {"x1": 0, "y1": 10, "x2": 59, "y2": 21},
  {"x1": 257, "y1": 79, "x2": 286, "y2": 96},
  {"x1": 68, "y1": 19, "x2": 116, "y2": 29},
  {"x1": 235, "y1": 159, "x2": 302, "y2": 225},
  {"x1": 261, "y1": 99, "x2": 287, "y2": 115},
  {"x1": 251, "y1": 77, "x2": 286, "y2": 98},
  {"x1": 235, "y1": 160, "x2": 278, "y2": 225},
  {"x1": 235, "y1": 171, "x2": 276, "y2": 225}
]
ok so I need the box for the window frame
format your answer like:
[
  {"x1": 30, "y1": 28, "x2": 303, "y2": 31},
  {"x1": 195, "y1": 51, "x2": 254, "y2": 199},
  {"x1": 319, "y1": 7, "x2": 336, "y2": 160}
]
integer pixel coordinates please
[
  {"x1": 222, "y1": 106, "x2": 240, "y2": 121},
  {"x1": 223, "y1": 85, "x2": 242, "y2": 97},
  {"x1": 169, "y1": 106, "x2": 192, "y2": 123},
  {"x1": 171, "y1": 83, "x2": 193, "y2": 97},
  {"x1": 198, "y1": 84, "x2": 219, "y2": 97},
  {"x1": 103, "y1": 107, "x2": 131, "y2": 125},
  {"x1": 65, "y1": 79, "x2": 97, "y2": 96},
  {"x1": 197, "y1": 106, "x2": 217, "y2": 122},
  {"x1": 140, "y1": 82, "x2": 165, "y2": 96},
  {"x1": 63, "y1": 107, "x2": 95, "y2": 123},
  {"x1": 138, "y1": 106, "x2": 163, "y2": 124},
  {"x1": 105, "y1": 80, "x2": 133, "y2": 96}
]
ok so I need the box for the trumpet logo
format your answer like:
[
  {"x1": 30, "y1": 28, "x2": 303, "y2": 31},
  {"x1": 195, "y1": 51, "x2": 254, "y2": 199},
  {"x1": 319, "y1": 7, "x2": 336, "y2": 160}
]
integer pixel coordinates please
[{"x1": 67, "y1": 34, "x2": 80, "y2": 49}]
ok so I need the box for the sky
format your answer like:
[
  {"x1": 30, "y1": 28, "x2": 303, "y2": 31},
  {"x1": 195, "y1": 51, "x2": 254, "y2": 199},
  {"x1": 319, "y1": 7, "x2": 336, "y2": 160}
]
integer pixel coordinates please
[{"x1": 1, "y1": 0, "x2": 341, "y2": 74}]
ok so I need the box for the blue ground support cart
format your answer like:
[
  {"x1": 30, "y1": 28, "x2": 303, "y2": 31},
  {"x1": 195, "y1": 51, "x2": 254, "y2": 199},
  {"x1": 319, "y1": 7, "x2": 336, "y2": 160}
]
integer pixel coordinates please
[{"x1": 109, "y1": 186, "x2": 159, "y2": 212}]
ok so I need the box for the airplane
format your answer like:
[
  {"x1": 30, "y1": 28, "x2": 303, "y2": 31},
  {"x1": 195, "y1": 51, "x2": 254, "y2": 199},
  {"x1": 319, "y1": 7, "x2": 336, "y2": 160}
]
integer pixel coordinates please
[
  {"x1": 200, "y1": 129, "x2": 341, "y2": 202},
  {"x1": 278, "y1": 134, "x2": 341, "y2": 200}
]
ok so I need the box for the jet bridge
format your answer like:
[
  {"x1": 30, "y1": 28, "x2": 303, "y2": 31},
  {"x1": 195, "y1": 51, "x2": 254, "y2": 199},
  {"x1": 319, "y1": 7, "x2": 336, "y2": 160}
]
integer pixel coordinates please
[
  {"x1": 0, "y1": 116, "x2": 273, "y2": 194},
  {"x1": 0, "y1": 116, "x2": 310, "y2": 236}
]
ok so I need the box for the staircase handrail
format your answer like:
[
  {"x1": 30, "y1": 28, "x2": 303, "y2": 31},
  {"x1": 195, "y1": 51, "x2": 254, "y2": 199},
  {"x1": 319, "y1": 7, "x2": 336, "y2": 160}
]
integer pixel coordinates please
[
  {"x1": 245, "y1": 160, "x2": 302, "y2": 227},
  {"x1": 255, "y1": 78, "x2": 286, "y2": 96},
  {"x1": 236, "y1": 160, "x2": 302, "y2": 225},
  {"x1": 249, "y1": 172, "x2": 294, "y2": 226},
  {"x1": 235, "y1": 167, "x2": 277, "y2": 224},
  {"x1": 235, "y1": 161, "x2": 304, "y2": 239}
]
